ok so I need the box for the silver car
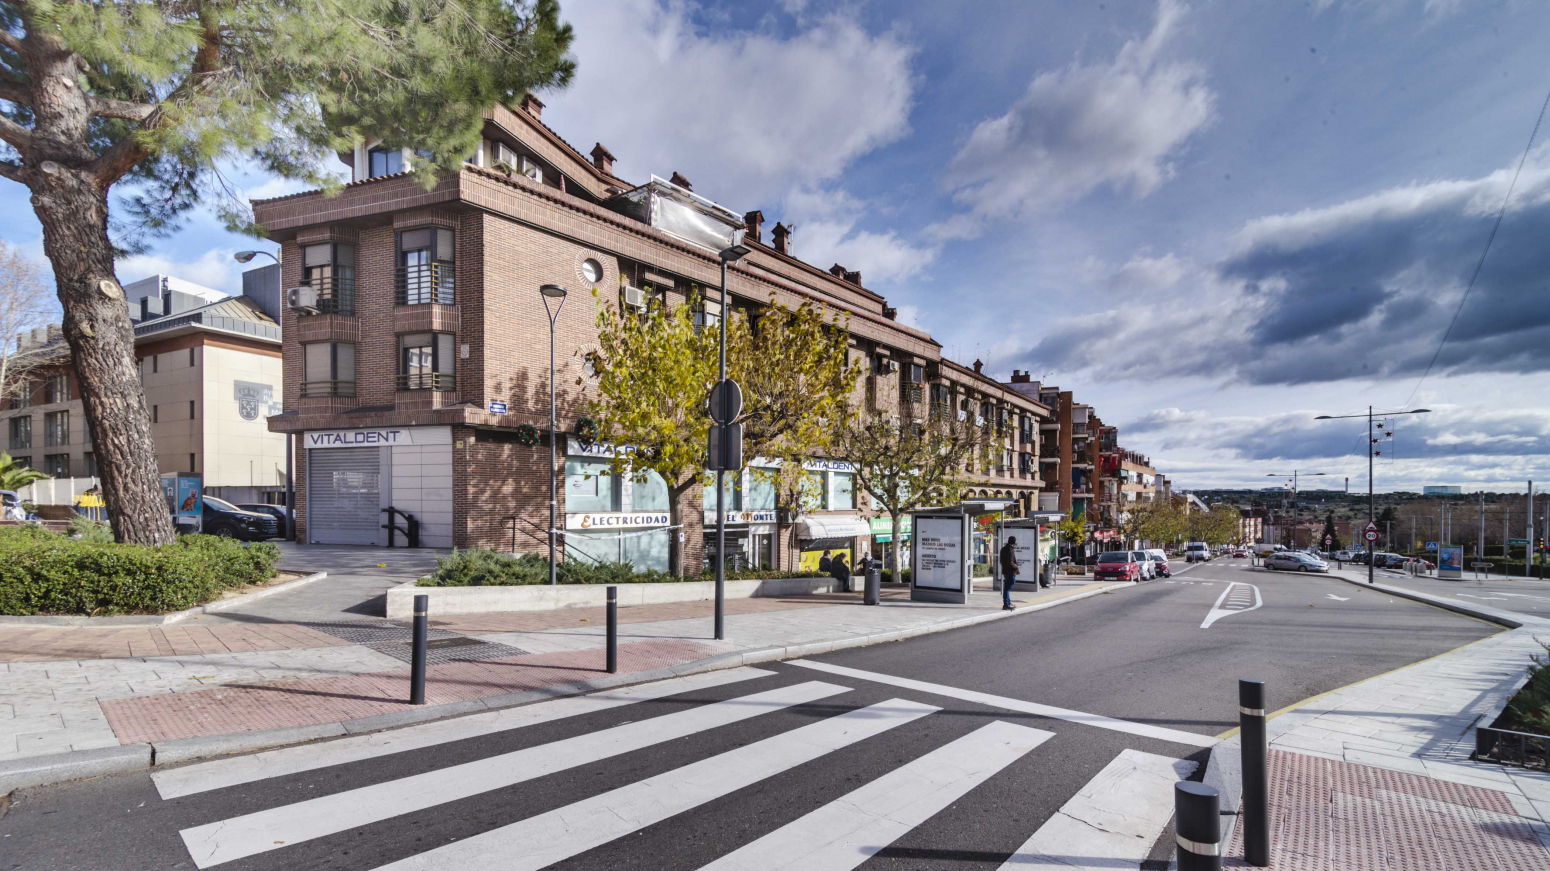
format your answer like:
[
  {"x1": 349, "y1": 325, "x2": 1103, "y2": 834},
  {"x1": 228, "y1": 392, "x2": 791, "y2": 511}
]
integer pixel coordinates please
[
  {"x1": 1130, "y1": 550, "x2": 1155, "y2": 580},
  {"x1": 1265, "y1": 551, "x2": 1329, "y2": 573}
]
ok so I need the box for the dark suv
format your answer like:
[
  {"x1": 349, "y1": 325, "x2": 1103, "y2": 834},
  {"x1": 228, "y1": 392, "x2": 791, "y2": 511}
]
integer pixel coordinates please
[{"x1": 199, "y1": 496, "x2": 281, "y2": 541}]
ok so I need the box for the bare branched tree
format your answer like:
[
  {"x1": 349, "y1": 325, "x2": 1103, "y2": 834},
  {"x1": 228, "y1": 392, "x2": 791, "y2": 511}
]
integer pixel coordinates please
[{"x1": 0, "y1": 241, "x2": 57, "y2": 405}]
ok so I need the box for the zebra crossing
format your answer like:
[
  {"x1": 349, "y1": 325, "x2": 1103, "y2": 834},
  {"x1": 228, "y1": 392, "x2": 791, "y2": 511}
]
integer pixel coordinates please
[{"x1": 151, "y1": 664, "x2": 1210, "y2": 870}]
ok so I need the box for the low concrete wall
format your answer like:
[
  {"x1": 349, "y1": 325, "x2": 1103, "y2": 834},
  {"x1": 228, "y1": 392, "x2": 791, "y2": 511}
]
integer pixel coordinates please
[{"x1": 386, "y1": 576, "x2": 840, "y2": 619}]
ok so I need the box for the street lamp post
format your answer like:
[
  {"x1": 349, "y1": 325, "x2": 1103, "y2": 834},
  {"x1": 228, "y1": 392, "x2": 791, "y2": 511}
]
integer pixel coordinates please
[
  {"x1": 1315, "y1": 407, "x2": 1431, "y2": 584},
  {"x1": 233, "y1": 250, "x2": 279, "y2": 264},
  {"x1": 713, "y1": 244, "x2": 751, "y2": 641},
  {"x1": 540, "y1": 284, "x2": 569, "y2": 586},
  {"x1": 1266, "y1": 471, "x2": 1325, "y2": 549}
]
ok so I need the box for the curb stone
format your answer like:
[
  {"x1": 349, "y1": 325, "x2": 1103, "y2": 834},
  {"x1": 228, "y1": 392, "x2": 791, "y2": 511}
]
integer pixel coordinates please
[
  {"x1": 6, "y1": 580, "x2": 1134, "y2": 792},
  {"x1": 0, "y1": 571, "x2": 329, "y2": 628}
]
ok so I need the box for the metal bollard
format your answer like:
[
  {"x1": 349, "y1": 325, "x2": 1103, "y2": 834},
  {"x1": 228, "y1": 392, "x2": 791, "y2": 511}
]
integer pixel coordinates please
[
  {"x1": 410, "y1": 594, "x2": 428, "y2": 705},
  {"x1": 1240, "y1": 679, "x2": 1269, "y2": 866},
  {"x1": 1174, "y1": 781, "x2": 1222, "y2": 871},
  {"x1": 864, "y1": 567, "x2": 881, "y2": 605},
  {"x1": 606, "y1": 585, "x2": 618, "y2": 674}
]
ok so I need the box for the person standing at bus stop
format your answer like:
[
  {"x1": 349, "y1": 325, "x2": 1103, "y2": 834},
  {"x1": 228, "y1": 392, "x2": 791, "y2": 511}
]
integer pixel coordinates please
[{"x1": 1000, "y1": 537, "x2": 1021, "y2": 611}]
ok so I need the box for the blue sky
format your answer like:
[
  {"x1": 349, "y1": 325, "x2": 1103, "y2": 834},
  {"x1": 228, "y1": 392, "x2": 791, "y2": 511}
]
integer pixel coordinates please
[{"x1": 2, "y1": 0, "x2": 1547, "y2": 493}]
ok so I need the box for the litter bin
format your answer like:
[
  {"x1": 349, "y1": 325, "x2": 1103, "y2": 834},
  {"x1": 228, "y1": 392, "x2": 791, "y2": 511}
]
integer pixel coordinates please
[
  {"x1": 864, "y1": 567, "x2": 881, "y2": 605},
  {"x1": 1042, "y1": 563, "x2": 1055, "y2": 587}
]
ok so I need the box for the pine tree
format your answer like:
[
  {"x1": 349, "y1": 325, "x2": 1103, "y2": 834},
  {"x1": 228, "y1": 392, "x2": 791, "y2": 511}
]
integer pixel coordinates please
[
  {"x1": 0, "y1": 0, "x2": 574, "y2": 543},
  {"x1": 1321, "y1": 511, "x2": 1343, "y2": 551}
]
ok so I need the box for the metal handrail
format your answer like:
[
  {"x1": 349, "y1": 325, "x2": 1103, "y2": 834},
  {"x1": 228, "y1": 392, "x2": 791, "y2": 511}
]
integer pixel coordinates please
[
  {"x1": 303, "y1": 275, "x2": 356, "y2": 315},
  {"x1": 396, "y1": 263, "x2": 456, "y2": 305},
  {"x1": 301, "y1": 380, "x2": 356, "y2": 397},
  {"x1": 381, "y1": 506, "x2": 419, "y2": 548},
  {"x1": 501, "y1": 514, "x2": 604, "y2": 564},
  {"x1": 396, "y1": 372, "x2": 456, "y2": 391}
]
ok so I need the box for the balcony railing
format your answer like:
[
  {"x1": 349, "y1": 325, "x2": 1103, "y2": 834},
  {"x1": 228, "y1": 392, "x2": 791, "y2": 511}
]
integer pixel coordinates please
[
  {"x1": 396, "y1": 263, "x2": 456, "y2": 305},
  {"x1": 301, "y1": 380, "x2": 357, "y2": 398},
  {"x1": 901, "y1": 383, "x2": 923, "y2": 404},
  {"x1": 929, "y1": 402, "x2": 951, "y2": 421},
  {"x1": 397, "y1": 372, "x2": 456, "y2": 391},
  {"x1": 306, "y1": 276, "x2": 356, "y2": 315}
]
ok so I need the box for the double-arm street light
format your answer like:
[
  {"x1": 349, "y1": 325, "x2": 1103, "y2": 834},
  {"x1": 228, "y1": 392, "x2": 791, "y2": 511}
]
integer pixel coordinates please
[
  {"x1": 713, "y1": 242, "x2": 751, "y2": 641},
  {"x1": 1314, "y1": 406, "x2": 1431, "y2": 584},
  {"x1": 541, "y1": 284, "x2": 569, "y2": 586},
  {"x1": 1266, "y1": 471, "x2": 1325, "y2": 549}
]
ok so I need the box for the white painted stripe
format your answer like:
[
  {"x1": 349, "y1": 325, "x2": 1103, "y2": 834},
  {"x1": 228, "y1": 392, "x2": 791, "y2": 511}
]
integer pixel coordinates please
[
  {"x1": 997, "y1": 749, "x2": 1198, "y2": 869},
  {"x1": 156, "y1": 667, "x2": 775, "y2": 800},
  {"x1": 699, "y1": 720, "x2": 1053, "y2": 871},
  {"x1": 179, "y1": 680, "x2": 848, "y2": 868},
  {"x1": 371, "y1": 698, "x2": 940, "y2": 871},
  {"x1": 1201, "y1": 581, "x2": 1262, "y2": 629},
  {"x1": 788, "y1": 660, "x2": 1216, "y2": 749}
]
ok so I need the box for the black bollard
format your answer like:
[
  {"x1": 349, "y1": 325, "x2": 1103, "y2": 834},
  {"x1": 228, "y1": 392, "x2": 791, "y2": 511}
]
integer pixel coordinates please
[
  {"x1": 606, "y1": 585, "x2": 618, "y2": 674},
  {"x1": 410, "y1": 594, "x2": 428, "y2": 705},
  {"x1": 1240, "y1": 679, "x2": 1269, "y2": 866},
  {"x1": 1175, "y1": 781, "x2": 1221, "y2": 871}
]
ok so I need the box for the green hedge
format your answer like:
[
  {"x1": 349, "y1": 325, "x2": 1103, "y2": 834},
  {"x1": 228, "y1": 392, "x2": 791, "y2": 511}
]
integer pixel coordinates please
[
  {"x1": 419, "y1": 549, "x2": 822, "y2": 587},
  {"x1": 1502, "y1": 639, "x2": 1550, "y2": 736},
  {"x1": 0, "y1": 527, "x2": 281, "y2": 616}
]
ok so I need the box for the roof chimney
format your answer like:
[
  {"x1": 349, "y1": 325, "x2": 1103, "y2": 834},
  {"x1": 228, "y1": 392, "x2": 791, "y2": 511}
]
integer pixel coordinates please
[
  {"x1": 772, "y1": 222, "x2": 793, "y2": 256},
  {"x1": 1011, "y1": 370, "x2": 1031, "y2": 383},
  {"x1": 828, "y1": 263, "x2": 846, "y2": 278},
  {"x1": 743, "y1": 210, "x2": 764, "y2": 244},
  {"x1": 589, "y1": 143, "x2": 615, "y2": 176},
  {"x1": 972, "y1": 359, "x2": 984, "y2": 374},
  {"x1": 519, "y1": 93, "x2": 544, "y2": 120},
  {"x1": 668, "y1": 171, "x2": 692, "y2": 191},
  {"x1": 882, "y1": 305, "x2": 896, "y2": 320},
  {"x1": 843, "y1": 270, "x2": 861, "y2": 286}
]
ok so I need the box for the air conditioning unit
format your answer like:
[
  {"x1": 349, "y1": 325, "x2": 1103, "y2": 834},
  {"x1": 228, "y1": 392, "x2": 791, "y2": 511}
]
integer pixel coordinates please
[
  {"x1": 622, "y1": 285, "x2": 646, "y2": 309},
  {"x1": 286, "y1": 286, "x2": 318, "y2": 313},
  {"x1": 874, "y1": 356, "x2": 897, "y2": 375}
]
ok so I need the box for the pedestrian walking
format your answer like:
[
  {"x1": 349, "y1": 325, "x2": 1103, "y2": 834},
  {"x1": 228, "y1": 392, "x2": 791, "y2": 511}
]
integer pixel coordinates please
[{"x1": 1000, "y1": 537, "x2": 1020, "y2": 611}]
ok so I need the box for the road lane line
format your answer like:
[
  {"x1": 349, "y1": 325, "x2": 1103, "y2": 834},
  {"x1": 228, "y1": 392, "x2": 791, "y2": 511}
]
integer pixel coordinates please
[
  {"x1": 1201, "y1": 581, "x2": 1262, "y2": 629},
  {"x1": 179, "y1": 680, "x2": 849, "y2": 868},
  {"x1": 788, "y1": 661, "x2": 1216, "y2": 748},
  {"x1": 698, "y1": 720, "x2": 1053, "y2": 871},
  {"x1": 997, "y1": 749, "x2": 1197, "y2": 869},
  {"x1": 155, "y1": 667, "x2": 776, "y2": 800},
  {"x1": 370, "y1": 698, "x2": 941, "y2": 871}
]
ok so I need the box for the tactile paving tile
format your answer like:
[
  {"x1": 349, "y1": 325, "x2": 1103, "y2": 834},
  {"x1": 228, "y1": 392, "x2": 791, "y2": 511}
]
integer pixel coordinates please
[
  {"x1": 363, "y1": 637, "x2": 529, "y2": 665},
  {"x1": 299, "y1": 620, "x2": 462, "y2": 645}
]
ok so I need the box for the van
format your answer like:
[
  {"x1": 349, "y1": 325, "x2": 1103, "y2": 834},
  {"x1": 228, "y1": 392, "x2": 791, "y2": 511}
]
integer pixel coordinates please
[
  {"x1": 1251, "y1": 542, "x2": 1282, "y2": 557},
  {"x1": 1184, "y1": 542, "x2": 1211, "y2": 563}
]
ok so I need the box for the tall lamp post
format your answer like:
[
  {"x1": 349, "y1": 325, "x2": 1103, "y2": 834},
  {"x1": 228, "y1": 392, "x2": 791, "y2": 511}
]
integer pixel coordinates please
[
  {"x1": 713, "y1": 243, "x2": 751, "y2": 641},
  {"x1": 1266, "y1": 471, "x2": 1324, "y2": 549},
  {"x1": 1315, "y1": 407, "x2": 1431, "y2": 583},
  {"x1": 540, "y1": 284, "x2": 569, "y2": 586}
]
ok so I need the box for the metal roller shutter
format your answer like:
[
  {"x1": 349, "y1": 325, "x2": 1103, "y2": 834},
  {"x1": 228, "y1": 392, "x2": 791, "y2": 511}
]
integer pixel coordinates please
[{"x1": 307, "y1": 448, "x2": 381, "y2": 545}]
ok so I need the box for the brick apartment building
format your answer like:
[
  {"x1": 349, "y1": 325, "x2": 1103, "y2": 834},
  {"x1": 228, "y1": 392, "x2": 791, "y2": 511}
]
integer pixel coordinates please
[
  {"x1": 255, "y1": 96, "x2": 1063, "y2": 568},
  {"x1": 0, "y1": 270, "x2": 286, "y2": 504}
]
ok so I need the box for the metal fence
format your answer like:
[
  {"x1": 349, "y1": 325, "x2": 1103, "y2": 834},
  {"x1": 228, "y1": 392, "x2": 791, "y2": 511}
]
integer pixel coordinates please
[{"x1": 1475, "y1": 725, "x2": 1550, "y2": 770}]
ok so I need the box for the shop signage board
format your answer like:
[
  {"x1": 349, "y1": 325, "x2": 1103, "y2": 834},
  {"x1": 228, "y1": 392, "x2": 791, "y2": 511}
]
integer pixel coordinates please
[
  {"x1": 911, "y1": 511, "x2": 971, "y2": 604},
  {"x1": 869, "y1": 515, "x2": 913, "y2": 538},
  {"x1": 565, "y1": 511, "x2": 670, "y2": 530},
  {"x1": 703, "y1": 510, "x2": 778, "y2": 525},
  {"x1": 1509, "y1": 538, "x2": 1530, "y2": 546},
  {"x1": 305, "y1": 426, "x2": 451, "y2": 449}
]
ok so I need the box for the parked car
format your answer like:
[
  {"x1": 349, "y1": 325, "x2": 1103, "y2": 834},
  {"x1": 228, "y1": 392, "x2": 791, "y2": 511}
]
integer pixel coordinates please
[
  {"x1": 237, "y1": 503, "x2": 292, "y2": 528},
  {"x1": 199, "y1": 496, "x2": 282, "y2": 541},
  {"x1": 1265, "y1": 551, "x2": 1329, "y2": 573},
  {"x1": 1332, "y1": 550, "x2": 1356, "y2": 562},
  {"x1": 1146, "y1": 548, "x2": 1171, "y2": 577},
  {"x1": 1231, "y1": 548, "x2": 1249, "y2": 558},
  {"x1": 1094, "y1": 551, "x2": 1142, "y2": 582},
  {"x1": 1372, "y1": 553, "x2": 1411, "y2": 569},
  {"x1": 1129, "y1": 550, "x2": 1156, "y2": 580},
  {"x1": 1184, "y1": 542, "x2": 1211, "y2": 563}
]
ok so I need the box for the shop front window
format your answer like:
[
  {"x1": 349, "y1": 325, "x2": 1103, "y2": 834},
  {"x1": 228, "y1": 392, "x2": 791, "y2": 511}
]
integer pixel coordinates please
[
  {"x1": 630, "y1": 469, "x2": 670, "y2": 511},
  {"x1": 565, "y1": 458, "x2": 618, "y2": 513},
  {"x1": 831, "y1": 472, "x2": 855, "y2": 510},
  {"x1": 746, "y1": 468, "x2": 777, "y2": 510}
]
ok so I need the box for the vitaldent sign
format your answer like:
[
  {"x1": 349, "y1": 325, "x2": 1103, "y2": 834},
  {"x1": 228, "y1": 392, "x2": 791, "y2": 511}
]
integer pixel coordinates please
[
  {"x1": 305, "y1": 426, "x2": 451, "y2": 449},
  {"x1": 566, "y1": 511, "x2": 670, "y2": 530}
]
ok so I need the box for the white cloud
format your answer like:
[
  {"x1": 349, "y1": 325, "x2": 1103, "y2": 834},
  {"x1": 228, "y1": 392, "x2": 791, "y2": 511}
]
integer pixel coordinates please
[
  {"x1": 115, "y1": 248, "x2": 242, "y2": 295},
  {"x1": 543, "y1": 1, "x2": 916, "y2": 209},
  {"x1": 929, "y1": 0, "x2": 1213, "y2": 239},
  {"x1": 780, "y1": 187, "x2": 937, "y2": 283}
]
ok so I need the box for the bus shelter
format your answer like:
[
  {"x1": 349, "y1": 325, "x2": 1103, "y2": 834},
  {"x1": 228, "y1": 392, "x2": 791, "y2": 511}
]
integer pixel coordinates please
[{"x1": 991, "y1": 512, "x2": 1065, "y2": 592}]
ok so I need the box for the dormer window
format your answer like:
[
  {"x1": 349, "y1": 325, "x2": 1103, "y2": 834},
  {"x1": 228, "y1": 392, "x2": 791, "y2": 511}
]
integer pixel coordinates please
[{"x1": 368, "y1": 146, "x2": 402, "y2": 178}]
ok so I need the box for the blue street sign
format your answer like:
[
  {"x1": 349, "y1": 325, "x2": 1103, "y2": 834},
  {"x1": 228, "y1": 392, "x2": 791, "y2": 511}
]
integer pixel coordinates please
[
  {"x1": 488, "y1": 400, "x2": 508, "y2": 415},
  {"x1": 1425, "y1": 541, "x2": 1438, "y2": 552}
]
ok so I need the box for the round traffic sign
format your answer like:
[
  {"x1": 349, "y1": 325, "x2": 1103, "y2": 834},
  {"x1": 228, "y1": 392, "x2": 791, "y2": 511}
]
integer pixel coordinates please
[
  {"x1": 1364, "y1": 530, "x2": 1378, "y2": 542},
  {"x1": 708, "y1": 379, "x2": 743, "y2": 424}
]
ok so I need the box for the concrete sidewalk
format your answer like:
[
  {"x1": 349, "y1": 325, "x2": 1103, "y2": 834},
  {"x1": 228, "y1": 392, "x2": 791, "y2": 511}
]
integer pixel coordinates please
[
  {"x1": 0, "y1": 579, "x2": 1124, "y2": 788},
  {"x1": 1216, "y1": 568, "x2": 1550, "y2": 867}
]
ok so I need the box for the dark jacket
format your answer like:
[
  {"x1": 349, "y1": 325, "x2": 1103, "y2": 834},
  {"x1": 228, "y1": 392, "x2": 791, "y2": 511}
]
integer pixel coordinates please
[
  {"x1": 1000, "y1": 543, "x2": 1019, "y2": 577},
  {"x1": 818, "y1": 555, "x2": 832, "y2": 573},
  {"x1": 831, "y1": 555, "x2": 850, "y2": 582}
]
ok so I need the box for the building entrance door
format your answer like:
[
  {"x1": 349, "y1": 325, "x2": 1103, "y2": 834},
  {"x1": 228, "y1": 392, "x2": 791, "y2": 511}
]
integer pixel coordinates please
[{"x1": 307, "y1": 447, "x2": 382, "y2": 545}]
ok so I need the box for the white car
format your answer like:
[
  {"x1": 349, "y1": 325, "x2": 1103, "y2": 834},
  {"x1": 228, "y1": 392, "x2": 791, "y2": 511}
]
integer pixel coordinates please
[
  {"x1": 1130, "y1": 550, "x2": 1155, "y2": 580},
  {"x1": 1185, "y1": 542, "x2": 1211, "y2": 563}
]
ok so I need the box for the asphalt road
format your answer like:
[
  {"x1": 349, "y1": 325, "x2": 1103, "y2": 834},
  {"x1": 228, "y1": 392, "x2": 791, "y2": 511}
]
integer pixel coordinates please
[
  {"x1": 1355, "y1": 568, "x2": 1550, "y2": 618},
  {"x1": 0, "y1": 557, "x2": 1498, "y2": 871}
]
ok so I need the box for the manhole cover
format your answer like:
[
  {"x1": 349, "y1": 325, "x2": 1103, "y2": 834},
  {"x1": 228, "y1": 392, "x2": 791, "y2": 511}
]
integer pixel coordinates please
[{"x1": 424, "y1": 637, "x2": 484, "y2": 650}]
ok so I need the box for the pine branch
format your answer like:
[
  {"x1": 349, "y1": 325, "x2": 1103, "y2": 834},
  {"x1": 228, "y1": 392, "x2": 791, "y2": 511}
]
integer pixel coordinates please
[
  {"x1": 0, "y1": 112, "x2": 30, "y2": 155},
  {"x1": 0, "y1": 31, "x2": 20, "y2": 55},
  {"x1": 0, "y1": 79, "x2": 26, "y2": 105},
  {"x1": 0, "y1": 159, "x2": 21, "y2": 182},
  {"x1": 87, "y1": 94, "x2": 154, "y2": 121}
]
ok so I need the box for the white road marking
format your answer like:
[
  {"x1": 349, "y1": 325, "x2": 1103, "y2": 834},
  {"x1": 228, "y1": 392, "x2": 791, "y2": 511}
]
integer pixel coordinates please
[
  {"x1": 1497, "y1": 592, "x2": 1550, "y2": 602},
  {"x1": 997, "y1": 749, "x2": 1198, "y2": 869},
  {"x1": 698, "y1": 720, "x2": 1053, "y2": 871},
  {"x1": 1201, "y1": 581, "x2": 1262, "y2": 629},
  {"x1": 1458, "y1": 594, "x2": 1508, "y2": 601},
  {"x1": 1326, "y1": 594, "x2": 1350, "y2": 601},
  {"x1": 179, "y1": 680, "x2": 849, "y2": 868},
  {"x1": 155, "y1": 667, "x2": 775, "y2": 800},
  {"x1": 370, "y1": 698, "x2": 940, "y2": 871},
  {"x1": 788, "y1": 660, "x2": 1216, "y2": 748}
]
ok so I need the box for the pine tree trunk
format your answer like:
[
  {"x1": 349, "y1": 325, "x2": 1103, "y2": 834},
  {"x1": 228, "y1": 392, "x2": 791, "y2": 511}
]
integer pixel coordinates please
[{"x1": 30, "y1": 169, "x2": 174, "y2": 546}]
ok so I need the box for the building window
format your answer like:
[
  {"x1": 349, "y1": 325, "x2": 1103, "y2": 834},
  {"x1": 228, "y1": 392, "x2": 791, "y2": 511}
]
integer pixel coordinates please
[
  {"x1": 302, "y1": 242, "x2": 356, "y2": 314},
  {"x1": 692, "y1": 297, "x2": 721, "y2": 332},
  {"x1": 189, "y1": 400, "x2": 195, "y2": 419},
  {"x1": 367, "y1": 145, "x2": 402, "y2": 178},
  {"x1": 152, "y1": 354, "x2": 159, "y2": 373},
  {"x1": 830, "y1": 472, "x2": 855, "y2": 510},
  {"x1": 746, "y1": 468, "x2": 778, "y2": 511},
  {"x1": 8, "y1": 416, "x2": 30, "y2": 449},
  {"x1": 153, "y1": 405, "x2": 158, "y2": 423},
  {"x1": 44, "y1": 454, "x2": 69, "y2": 477},
  {"x1": 189, "y1": 453, "x2": 196, "y2": 473},
  {"x1": 11, "y1": 455, "x2": 29, "y2": 469},
  {"x1": 44, "y1": 410, "x2": 68, "y2": 446},
  {"x1": 397, "y1": 332, "x2": 455, "y2": 390},
  {"x1": 11, "y1": 380, "x2": 31, "y2": 408},
  {"x1": 564, "y1": 458, "x2": 618, "y2": 513},
  {"x1": 631, "y1": 470, "x2": 671, "y2": 511},
  {"x1": 44, "y1": 372, "x2": 68, "y2": 404},
  {"x1": 396, "y1": 228, "x2": 455, "y2": 305},
  {"x1": 189, "y1": 348, "x2": 196, "y2": 367},
  {"x1": 302, "y1": 342, "x2": 356, "y2": 397},
  {"x1": 84, "y1": 452, "x2": 96, "y2": 477},
  {"x1": 804, "y1": 471, "x2": 828, "y2": 510}
]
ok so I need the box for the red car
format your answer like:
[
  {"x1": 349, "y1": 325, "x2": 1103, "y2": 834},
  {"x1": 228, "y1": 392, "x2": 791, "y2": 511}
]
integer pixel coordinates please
[{"x1": 1094, "y1": 550, "x2": 1142, "y2": 582}]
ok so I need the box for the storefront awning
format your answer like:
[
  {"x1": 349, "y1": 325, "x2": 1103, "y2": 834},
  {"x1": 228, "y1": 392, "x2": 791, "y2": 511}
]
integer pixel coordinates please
[{"x1": 795, "y1": 514, "x2": 870, "y2": 540}]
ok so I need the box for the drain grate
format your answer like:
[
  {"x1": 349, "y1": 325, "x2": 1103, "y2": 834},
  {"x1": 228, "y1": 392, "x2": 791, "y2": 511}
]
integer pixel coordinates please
[{"x1": 305, "y1": 620, "x2": 527, "y2": 665}]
